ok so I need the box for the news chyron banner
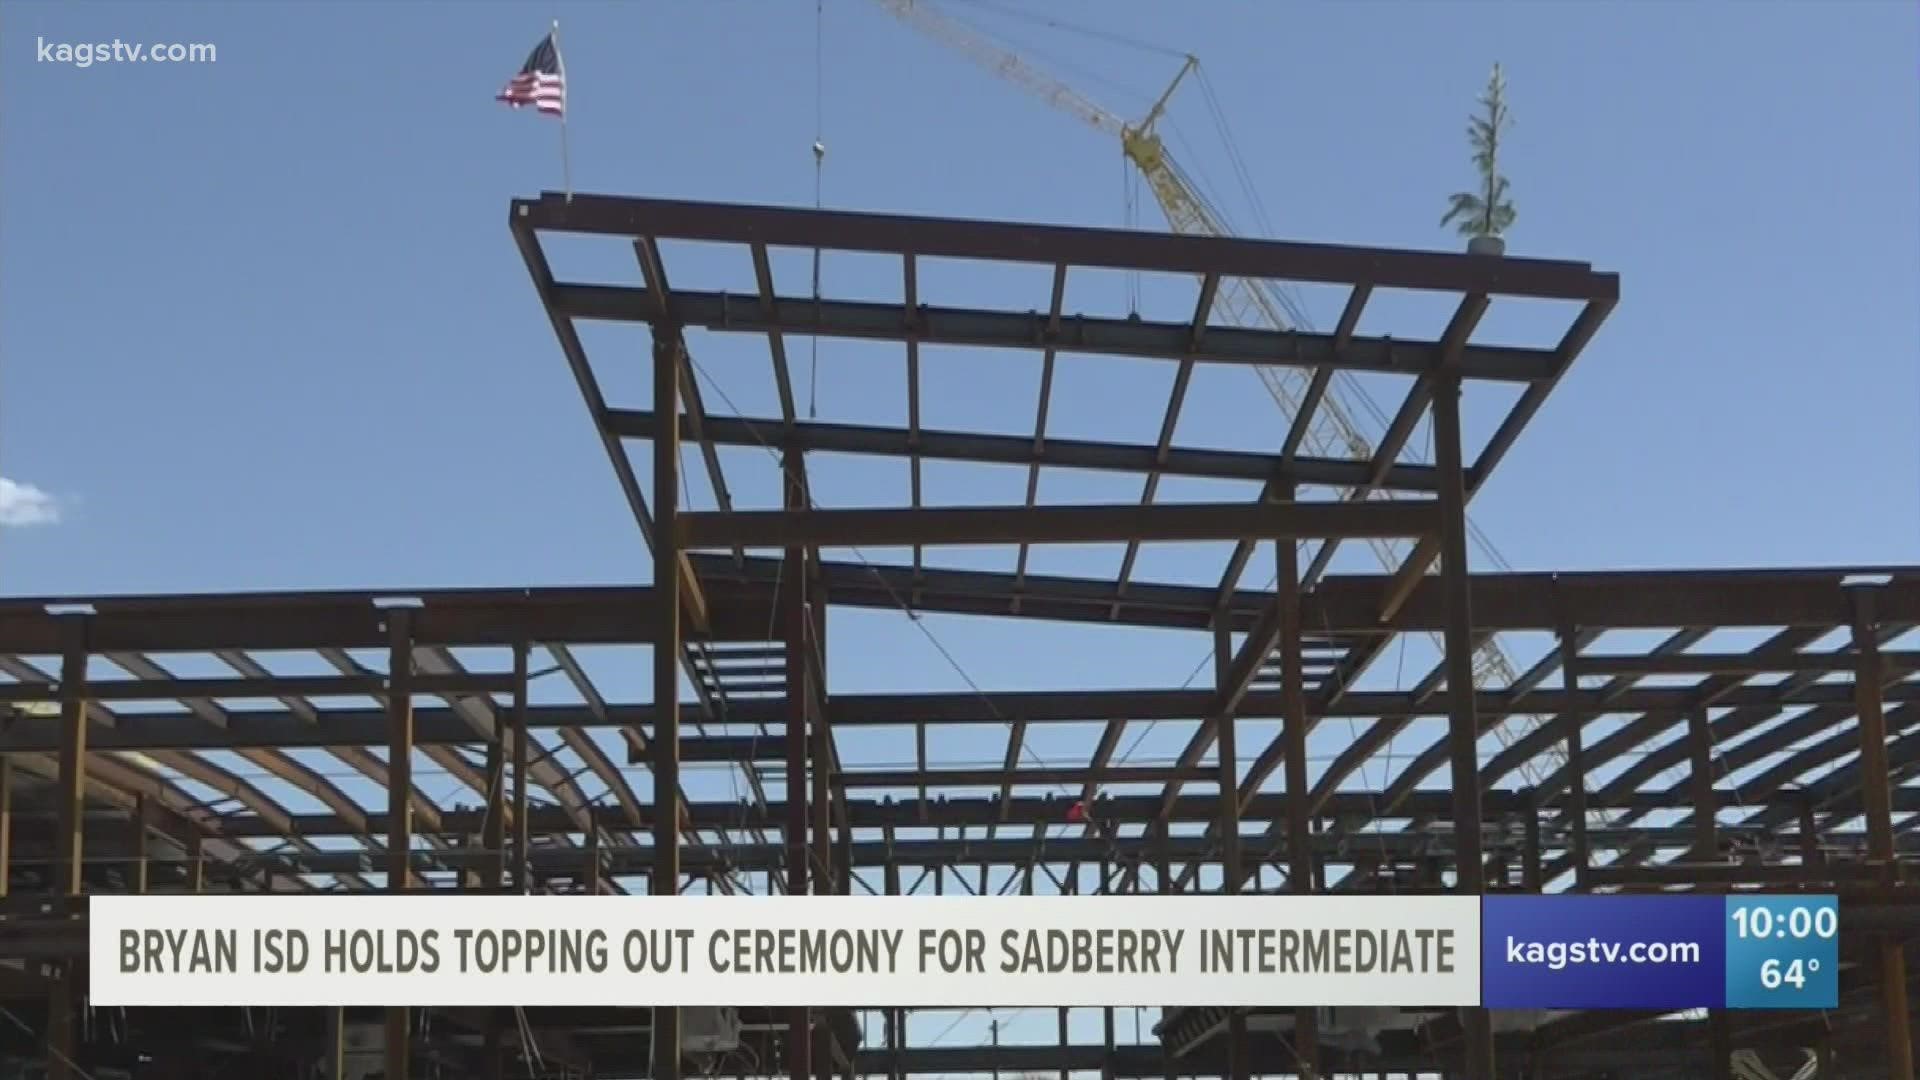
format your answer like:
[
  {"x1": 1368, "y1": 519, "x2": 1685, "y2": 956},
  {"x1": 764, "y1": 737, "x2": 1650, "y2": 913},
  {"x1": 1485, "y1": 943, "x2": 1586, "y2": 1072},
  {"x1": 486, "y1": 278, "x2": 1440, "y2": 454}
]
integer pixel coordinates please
[
  {"x1": 91, "y1": 894, "x2": 1481, "y2": 1008},
  {"x1": 90, "y1": 893, "x2": 1840, "y2": 1010}
]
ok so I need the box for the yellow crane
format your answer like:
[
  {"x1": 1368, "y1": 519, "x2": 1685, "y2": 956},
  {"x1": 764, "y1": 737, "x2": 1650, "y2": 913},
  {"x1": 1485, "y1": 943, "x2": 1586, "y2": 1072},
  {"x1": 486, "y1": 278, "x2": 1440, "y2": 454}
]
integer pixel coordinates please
[{"x1": 871, "y1": 0, "x2": 1589, "y2": 804}]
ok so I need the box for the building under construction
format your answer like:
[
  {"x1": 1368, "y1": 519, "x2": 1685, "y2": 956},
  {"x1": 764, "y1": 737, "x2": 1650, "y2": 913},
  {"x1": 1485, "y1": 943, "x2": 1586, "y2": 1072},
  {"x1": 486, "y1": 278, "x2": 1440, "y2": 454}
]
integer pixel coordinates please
[{"x1": 0, "y1": 191, "x2": 1913, "y2": 1080}]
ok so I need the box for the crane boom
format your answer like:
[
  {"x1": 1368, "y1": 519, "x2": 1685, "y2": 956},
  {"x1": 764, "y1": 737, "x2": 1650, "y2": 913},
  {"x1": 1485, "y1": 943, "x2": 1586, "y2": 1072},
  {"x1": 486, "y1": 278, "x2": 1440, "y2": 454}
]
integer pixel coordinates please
[
  {"x1": 873, "y1": 0, "x2": 1607, "y2": 815},
  {"x1": 872, "y1": 0, "x2": 1123, "y2": 137}
]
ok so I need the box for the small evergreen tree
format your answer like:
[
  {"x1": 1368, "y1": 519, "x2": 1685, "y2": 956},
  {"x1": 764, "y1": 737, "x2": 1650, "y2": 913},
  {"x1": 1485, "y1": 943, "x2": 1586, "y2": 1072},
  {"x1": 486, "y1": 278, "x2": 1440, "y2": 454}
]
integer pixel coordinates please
[{"x1": 1441, "y1": 64, "x2": 1517, "y2": 240}]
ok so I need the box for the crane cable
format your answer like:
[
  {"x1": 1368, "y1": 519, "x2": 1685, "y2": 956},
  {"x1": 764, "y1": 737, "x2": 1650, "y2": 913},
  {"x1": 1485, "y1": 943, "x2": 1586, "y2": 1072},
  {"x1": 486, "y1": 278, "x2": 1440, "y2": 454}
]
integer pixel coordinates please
[{"x1": 808, "y1": 0, "x2": 826, "y2": 420}]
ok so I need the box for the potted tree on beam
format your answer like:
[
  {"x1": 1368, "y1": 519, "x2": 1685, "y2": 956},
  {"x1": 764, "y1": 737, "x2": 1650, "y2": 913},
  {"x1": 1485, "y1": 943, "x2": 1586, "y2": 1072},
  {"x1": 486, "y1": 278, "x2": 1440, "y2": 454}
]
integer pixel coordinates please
[{"x1": 1443, "y1": 64, "x2": 1516, "y2": 256}]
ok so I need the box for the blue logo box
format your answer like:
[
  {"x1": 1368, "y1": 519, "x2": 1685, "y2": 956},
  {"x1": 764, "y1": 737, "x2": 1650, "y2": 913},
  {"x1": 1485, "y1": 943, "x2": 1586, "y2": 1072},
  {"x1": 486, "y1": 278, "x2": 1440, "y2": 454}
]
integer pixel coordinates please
[
  {"x1": 1481, "y1": 895, "x2": 1725, "y2": 1010},
  {"x1": 1723, "y1": 895, "x2": 1839, "y2": 1010}
]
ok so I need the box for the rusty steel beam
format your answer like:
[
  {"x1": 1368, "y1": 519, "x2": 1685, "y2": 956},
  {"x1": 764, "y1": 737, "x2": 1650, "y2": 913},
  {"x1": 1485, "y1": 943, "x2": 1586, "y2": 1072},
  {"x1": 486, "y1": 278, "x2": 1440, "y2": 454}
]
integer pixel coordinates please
[
  {"x1": 1575, "y1": 650, "x2": 1920, "y2": 676},
  {"x1": 676, "y1": 500, "x2": 1436, "y2": 550},
  {"x1": 1852, "y1": 588, "x2": 1914, "y2": 1080},
  {"x1": 607, "y1": 409, "x2": 1439, "y2": 493},
  {"x1": 385, "y1": 609, "x2": 414, "y2": 1080},
  {"x1": 694, "y1": 556, "x2": 1920, "y2": 635},
  {"x1": 651, "y1": 328, "x2": 684, "y2": 1080},
  {"x1": 832, "y1": 766, "x2": 1211, "y2": 789},
  {"x1": 782, "y1": 446, "x2": 812, "y2": 1080},
  {"x1": 6, "y1": 679, "x2": 1917, "y2": 755},
  {"x1": 0, "y1": 671, "x2": 515, "y2": 704},
  {"x1": 513, "y1": 193, "x2": 1620, "y2": 301},
  {"x1": 50, "y1": 790, "x2": 1916, "y2": 840},
  {"x1": 4, "y1": 568, "x2": 1916, "y2": 654},
  {"x1": 561, "y1": 285, "x2": 1561, "y2": 383}
]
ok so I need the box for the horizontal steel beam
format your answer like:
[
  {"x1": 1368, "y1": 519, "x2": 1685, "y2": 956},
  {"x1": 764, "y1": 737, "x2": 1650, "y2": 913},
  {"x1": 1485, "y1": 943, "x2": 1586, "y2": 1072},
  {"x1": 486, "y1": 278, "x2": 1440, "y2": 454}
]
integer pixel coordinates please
[
  {"x1": 0, "y1": 586, "x2": 774, "y2": 654},
  {"x1": 12, "y1": 829, "x2": 1908, "y2": 876},
  {"x1": 3, "y1": 566, "x2": 1915, "y2": 656},
  {"x1": 559, "y1": 285, "x2": 1560, "y2": 384},
  {"x1": 829, "y1": 765, "x2": 1212, "y2": 788},
  {"x1": 31, "y1": 790, "x2": 1917, "y2": 838},
  {"x1": 676, "y1": 501, "x2": 1437, "y2": 549},
  {"x1": 694, "y1": 555, "x2": 1920, "y2": 634},
  {"x1": 1574, "y1": 650, "x2": 1920, "y2": 676},
  {"x1": 607, "y1": 409, "x2": 1439, "y2": 492},
  {"x1": 5, "y1": 681, "x2": 1916, "y2": 753},
  {"x1": 0, "y1": 672, "x2": 514, "y2": 704},
  {"x1": 514, "y1": 193, "x2": 1620, "y2": 301}
]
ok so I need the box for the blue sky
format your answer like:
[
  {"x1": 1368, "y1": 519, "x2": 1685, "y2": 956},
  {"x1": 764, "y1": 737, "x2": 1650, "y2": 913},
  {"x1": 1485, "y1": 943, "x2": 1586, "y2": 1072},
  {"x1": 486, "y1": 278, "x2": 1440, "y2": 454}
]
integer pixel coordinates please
[{"x1": 3, "y1": 0, "x2": 1917, "y2": 1056}]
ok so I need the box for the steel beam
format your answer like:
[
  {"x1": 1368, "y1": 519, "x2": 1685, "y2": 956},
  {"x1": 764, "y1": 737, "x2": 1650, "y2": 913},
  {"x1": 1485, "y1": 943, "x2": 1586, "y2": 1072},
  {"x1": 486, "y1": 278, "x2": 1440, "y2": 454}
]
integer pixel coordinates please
[
  {"x1": 75, "y1": 787, "x2": 1920, "y2": 840},
  {"x1": 608, "y1": 408, "x2": 1440, "y2": 492},
  {"x1": 386, "y1": 609, "x2": 413, "y2": 1080},
  {"x1": 677, "y1": 500, "x2": 1435, "y2": 550},
  {"x1": 15, "y1": 675, "x2": 1917, "y2": 756},
  {"x1": 1433, "y1": 367, "x2": 1492, "y2": 1079},
  {"x1": 1852, "y1": 587, "x2": 1913, "y2": 1080},
  {"x1": 511, "y1": 642, "x2": 530, "y2": 894},
  {"x1": 0, "y1": 757, "x2": 10, "y2": 899},
  {"x1": 4, "y1": 568, "x2": 1916, "y2": 655},
  {"x1": 47, "y1": 616, "x2": 86, "y2": 1080},
  {"x1": 514, "y1": 193, "x2": 1620, "y2": 301},
  {"x1": 1277, "y1": 506, "x2": 1318, "y2": 1077},
  {"x1": 0, "y1": 671, "x2": 515, "y2": 704},
  {"x1": 562, "y1": 285, "x2": 1562, "y2": 384},
  {"x1": 652, "y1": 328, "x2": 683, "y2": 1080}
]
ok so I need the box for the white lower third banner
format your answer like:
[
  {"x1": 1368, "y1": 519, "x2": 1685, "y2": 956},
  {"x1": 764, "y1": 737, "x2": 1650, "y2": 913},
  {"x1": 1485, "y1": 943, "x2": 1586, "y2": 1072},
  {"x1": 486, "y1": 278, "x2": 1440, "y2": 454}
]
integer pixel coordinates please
[{"x1": 91, "y1": 894, "x2": 1480, "y2": 1007}]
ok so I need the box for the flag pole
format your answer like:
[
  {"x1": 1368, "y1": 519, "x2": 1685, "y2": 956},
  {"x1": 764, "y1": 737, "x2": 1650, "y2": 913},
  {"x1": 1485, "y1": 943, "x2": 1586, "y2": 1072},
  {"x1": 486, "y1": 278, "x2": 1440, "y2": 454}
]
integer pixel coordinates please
[{"x1": 553, "y1": 18, "x2": 572, "y2": 203}]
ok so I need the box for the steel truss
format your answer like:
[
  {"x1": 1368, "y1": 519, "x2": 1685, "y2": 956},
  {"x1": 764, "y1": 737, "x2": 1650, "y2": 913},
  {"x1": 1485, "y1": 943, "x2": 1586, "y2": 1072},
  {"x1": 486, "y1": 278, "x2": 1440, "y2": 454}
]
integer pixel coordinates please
[{"x1": 0, "y1": 195, "x2": 1910, "y2": 1080}]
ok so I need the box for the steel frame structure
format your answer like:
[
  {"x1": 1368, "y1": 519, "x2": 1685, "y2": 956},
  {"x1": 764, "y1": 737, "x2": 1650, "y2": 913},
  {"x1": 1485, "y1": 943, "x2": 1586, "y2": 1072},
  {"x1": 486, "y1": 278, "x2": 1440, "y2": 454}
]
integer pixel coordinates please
[{"x1": 0, "y1": 193, "x2": 1912, "y2": 1080}]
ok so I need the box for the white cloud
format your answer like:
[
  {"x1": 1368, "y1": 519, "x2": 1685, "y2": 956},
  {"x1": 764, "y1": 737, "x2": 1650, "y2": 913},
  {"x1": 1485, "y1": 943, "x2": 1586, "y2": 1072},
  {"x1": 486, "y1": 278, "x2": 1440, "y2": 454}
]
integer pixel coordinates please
[{"x1": 0, "y1": 477, "x2": 61, "y2": 527}]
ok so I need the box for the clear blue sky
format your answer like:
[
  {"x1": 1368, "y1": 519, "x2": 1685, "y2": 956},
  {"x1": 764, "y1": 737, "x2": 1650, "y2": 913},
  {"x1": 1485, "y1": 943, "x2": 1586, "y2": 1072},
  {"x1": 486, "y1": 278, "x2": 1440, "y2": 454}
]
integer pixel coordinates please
[{"x1": 3, "y1": 0, "x2": 1917, "y2": 1056}]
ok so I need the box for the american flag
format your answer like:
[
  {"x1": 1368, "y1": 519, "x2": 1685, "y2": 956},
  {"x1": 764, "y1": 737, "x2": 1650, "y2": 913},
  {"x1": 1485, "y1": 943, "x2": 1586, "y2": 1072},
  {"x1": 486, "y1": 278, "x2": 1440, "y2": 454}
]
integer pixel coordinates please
[{"x1": 496, "y1": 32, "x2": 565, "y2": 118}]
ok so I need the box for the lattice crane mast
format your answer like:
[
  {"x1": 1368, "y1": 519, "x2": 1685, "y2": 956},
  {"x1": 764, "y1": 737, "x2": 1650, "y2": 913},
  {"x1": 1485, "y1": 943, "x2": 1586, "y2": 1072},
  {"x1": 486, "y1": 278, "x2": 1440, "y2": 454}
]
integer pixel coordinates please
[{"x1": 872, "y1": 0, "x2": 1587, "y2": 802}]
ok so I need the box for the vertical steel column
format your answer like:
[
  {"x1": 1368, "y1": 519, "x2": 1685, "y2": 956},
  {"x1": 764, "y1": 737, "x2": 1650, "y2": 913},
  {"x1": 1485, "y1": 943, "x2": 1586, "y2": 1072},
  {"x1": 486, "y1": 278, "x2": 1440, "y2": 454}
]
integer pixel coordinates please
[
  {"x1": 1709, "y1": 1010, "x2": 1733, "y2": 1080},
  {"x1": 885, "y1": 861, "x2": 903, "y2": 1080},
  {"x1": 511, "y1": 640, "x2": 531, "y2": 894},
  {"x1": 1432, "y1": 371, "x2": 1492, "y2": 1078},
  {"x1": 127, "y1": 795, "x2": 150, "y2": 894},
  {"x1": 1103, "y1": 1000, "x2": 1116, "y2": 1080},
  {"x1": 584, "y1": 805, "x2": 602, "y2": 894},
  {"x1": 186, "y1": 833, "x2": 205, "y2": 893},
  {"x1": 1056, "y1": 1006, "x2": 1070, "y2": 1080},
  {"x1": 822, "y1": 587, "x2": 855, "y2": 898},
  {"x1": 483, "y1": 733, "x2": 506, "y2": 890},
  {"x1": 323, "y1": 1005, "x2": 347, "y2": 1080},
  {"x1": 1796, "y1": 794, "x2": 1822, "y2": 872},
  {"x1": 653, "y1": 329, "x2": 685, "y2": 1080},
  {"x1": 1154, "y1": 829, "x2": 1175, "y2": 1080},
  {"x1": 1100, "y1": 858, "x2": 1117, "y2": 1080},
  {"x1": 1556, "y1": 627, "x2": 1589, "y2": 888},
  {"x1": 1212, "y1": 620, "x2": 1249, "y2": 1080},
  {"x1": 1849, "y1": 587, "x2": 1912, "y2": 1080},
  {"x1": 483, "y1": 1010, "x2": 504, "y2": 1080},
  {"x1": 1689, "y1": 705, "x2": 1730, "y2": 1075},
  {"x1": 1277, "y1": 501, "x2": 1318, "y2": 1078},
  {"x1": 386, "y1": 609, "x2": 414, "y2": 1080},
  {"x1": 48, "y1": 615, "x2": 87, "y2": 1080},
  {"x1": 0, "y1": 756, "x2": 12, "y2": 899},
  {"x1": 1687, "y1": 709, "x2": 1718, "y2": 860},
  {"x1": 55, "y1": 616, "x2": 88, "y2": 896},
  {"x1": 782, "y1": 444, "x2": 812, "y2": 1080},
  {"x1": 1521, "y1": 790, "x2": 1543, "y2": 893}
]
